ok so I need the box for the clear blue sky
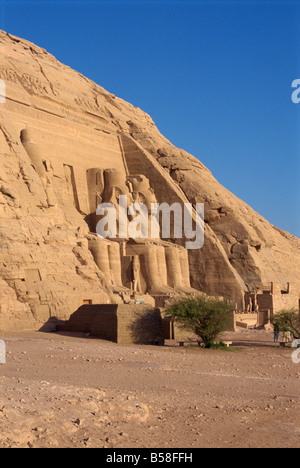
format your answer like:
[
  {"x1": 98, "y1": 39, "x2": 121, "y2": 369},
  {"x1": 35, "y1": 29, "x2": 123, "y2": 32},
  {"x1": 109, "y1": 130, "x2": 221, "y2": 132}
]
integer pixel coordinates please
[{"x1": 1, "y1": 0, "x2": 299, "y2": 237}]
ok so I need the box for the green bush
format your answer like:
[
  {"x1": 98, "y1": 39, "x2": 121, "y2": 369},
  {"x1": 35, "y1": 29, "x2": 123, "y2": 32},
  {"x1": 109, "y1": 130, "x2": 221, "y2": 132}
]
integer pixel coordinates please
[
  {"x1": 205, "y1": 341, "x2": 228, "y2": 349},
  {"x1": 272, "y1": 309, "x2": 300, "y2": 339},
  {"x1": 167, "y1": 296, "x2": 234, "y2": 348}
]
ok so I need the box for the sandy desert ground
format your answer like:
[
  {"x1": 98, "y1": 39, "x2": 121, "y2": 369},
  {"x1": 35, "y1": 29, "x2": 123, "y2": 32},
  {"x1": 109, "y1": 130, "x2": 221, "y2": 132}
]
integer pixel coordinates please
[{"x1": 0, "y1": 328, "x2": 299, "y2": 449}]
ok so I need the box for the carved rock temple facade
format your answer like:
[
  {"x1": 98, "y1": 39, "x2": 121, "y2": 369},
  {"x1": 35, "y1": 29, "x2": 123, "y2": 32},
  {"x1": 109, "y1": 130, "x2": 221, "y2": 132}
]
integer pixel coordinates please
[{"x1": 0, "y1": 31, "x2": 299, "y2": 334}]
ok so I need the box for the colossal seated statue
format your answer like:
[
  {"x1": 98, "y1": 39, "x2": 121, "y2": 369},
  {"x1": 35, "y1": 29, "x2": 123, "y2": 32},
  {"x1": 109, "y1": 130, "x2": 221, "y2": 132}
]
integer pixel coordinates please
[
  {"x1": 20, "y1": 128, "x2": 57, "y2": 208},
  {"x1": 125, "y1": 239, "x2": 194, "y2": 295},
  {"x1": 88, "y1": 237, "x2": 122, "y2": 288},
  {"x1": 86, "y1": 168, "x2": 195, "y2": 297}
]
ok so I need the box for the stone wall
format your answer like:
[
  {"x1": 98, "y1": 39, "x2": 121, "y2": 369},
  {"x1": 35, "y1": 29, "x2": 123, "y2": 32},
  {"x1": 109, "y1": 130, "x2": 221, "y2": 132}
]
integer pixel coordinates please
[
  {"x1": 245, "y1": 283, "x2": 300, "y2": 317},
  {"x1": 61, "y1": 304, "x2": 164, "y2": 345}
]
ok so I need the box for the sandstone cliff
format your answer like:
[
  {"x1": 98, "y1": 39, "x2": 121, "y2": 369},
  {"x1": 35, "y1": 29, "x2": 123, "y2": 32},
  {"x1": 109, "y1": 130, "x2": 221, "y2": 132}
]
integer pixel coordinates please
[{"x1": 0, "y1": 30, "x2": 299, "y2": 330}]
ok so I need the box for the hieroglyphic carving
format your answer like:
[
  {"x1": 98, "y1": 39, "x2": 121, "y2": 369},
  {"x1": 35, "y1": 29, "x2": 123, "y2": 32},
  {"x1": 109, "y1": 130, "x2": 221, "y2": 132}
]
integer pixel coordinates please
[
  {"x1": 0, "y1": 66, "x2": 55, "y2": 96},
  {"x1": 75, "y1": 97, "x2": 100, "y2": 114},
  {"x1": 0, "y1": 66, "x2": 18, "y2": 84},
  {"x1": 74, "y1": 96, "x2": 111, "y2": 123}
]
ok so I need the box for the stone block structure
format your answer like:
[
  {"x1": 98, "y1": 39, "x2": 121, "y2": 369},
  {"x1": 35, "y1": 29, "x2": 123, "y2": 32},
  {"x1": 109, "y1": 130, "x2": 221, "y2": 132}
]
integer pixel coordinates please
[
  {"x1": 235, "y1": 282, "x2": 300, "y2": 329},
  {"x1": 244, "y1": 282, "x2": 299, "y2": 315},
  {"x1": 60, "y1": 304, "x2": 165, "y2": 345}
]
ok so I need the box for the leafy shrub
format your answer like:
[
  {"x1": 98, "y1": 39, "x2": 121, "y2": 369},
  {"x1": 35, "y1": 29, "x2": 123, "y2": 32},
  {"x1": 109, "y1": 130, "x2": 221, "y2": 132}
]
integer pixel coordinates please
[
  {"x1": 272, "y1": 309, "x2": 300, "y2": 339},
  {"x1": 167, "y1": 296, "x2": 234, "y2": 348},
  {"x1": 205, "y1": 341, "x2": 228, "y2": 349}
]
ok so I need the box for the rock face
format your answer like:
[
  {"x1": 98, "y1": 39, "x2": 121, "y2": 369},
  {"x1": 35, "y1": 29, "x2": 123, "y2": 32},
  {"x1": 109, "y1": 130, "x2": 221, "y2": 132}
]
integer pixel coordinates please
[{"x1": 0, "y1": 30, "x2": 299, "y2": 330}]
